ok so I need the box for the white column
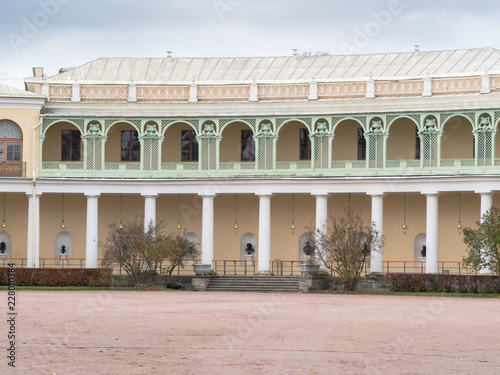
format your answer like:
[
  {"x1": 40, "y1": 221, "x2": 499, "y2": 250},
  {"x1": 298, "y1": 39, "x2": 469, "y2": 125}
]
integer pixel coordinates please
[
  {"x1": 85, "y1": 194, "x2": 100, "y2": 269},
  {"x1": 142, "y1": 194, "x2": 158, "y2": 230},
  {"x1": 478, "y1": 191, "x2": 494, "y2": 274},
  {"x1": 257, "y1": 194, "x2": 272, "y2": 274},
  {"x1": 314, "y1": 194, "x2": 329, "y2": 269},
  {"x1": 200, "y1": 194, "x2": 215, "y2": 266},
  {"x1": 424, "y1": 192, "x2": 439, "y2": 274},
  {"x1": 369, "y1": 193, "x2": 385, "y2": 273},
  {"x1": 27, "y1": 193, "x2": 41, "y2": 268}
]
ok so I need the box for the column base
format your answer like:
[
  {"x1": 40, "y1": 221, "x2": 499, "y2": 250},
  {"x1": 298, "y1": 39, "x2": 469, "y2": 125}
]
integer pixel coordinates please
[{"x1": 255, "y1": 271, "x2": 272, "y2": 276}]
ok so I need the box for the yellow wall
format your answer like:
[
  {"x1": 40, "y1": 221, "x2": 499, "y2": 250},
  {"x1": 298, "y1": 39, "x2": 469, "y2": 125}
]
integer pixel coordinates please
[
  {"x1": 219, "y1": 122, "x2": 252, "y2": 162},
  {"x1": 441, "y1": 117, "x2": 474, "y2": 159},
  {"x1": 0, "y1": 107, "x2": 41, "y2": 178},
  {"x1": 276, "y1": 121, "x2": 305, "y2": 161},
  {"x1": 387, "y1": 119, "x2": 417, "y2": 160},
  {"x1": 332, "y1": 120, "x2": 362, "y2": 160},
  {"x1": 6, "y1": 191, "x2": 494, "y2": 264},
  {"x1": 105, "y1": 123, "x2": 138, "y2": 163},
  {"x1": 42, "y1": 122, "x2": 81, "y2": 161},
  {"x1": 1, "y1": 194, "x2": 28, "y2": 259},
  {"x1": 161, "y1": 123, "x2": 196, "y2": 163}
]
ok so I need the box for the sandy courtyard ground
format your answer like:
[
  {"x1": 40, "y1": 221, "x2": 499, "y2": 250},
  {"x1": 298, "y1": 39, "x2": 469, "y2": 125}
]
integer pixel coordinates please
[{"x1": 1, "y1": 291, "x2": 499, "y2": 374}]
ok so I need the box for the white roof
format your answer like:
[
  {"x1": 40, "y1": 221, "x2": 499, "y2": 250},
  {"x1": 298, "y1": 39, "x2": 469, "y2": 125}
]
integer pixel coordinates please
[
  {"x1": 44, "y1": 48, "x2": 500, "y2": 84},
  {"x1": 0, "y1": 84, "x2": 41, "y2": 97}
]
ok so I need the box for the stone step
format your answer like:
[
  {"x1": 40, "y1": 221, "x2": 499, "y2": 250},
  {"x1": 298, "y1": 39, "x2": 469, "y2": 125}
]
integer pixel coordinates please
[{"x1": 206, "y1": 276, "x2": 300, "y2": 293}]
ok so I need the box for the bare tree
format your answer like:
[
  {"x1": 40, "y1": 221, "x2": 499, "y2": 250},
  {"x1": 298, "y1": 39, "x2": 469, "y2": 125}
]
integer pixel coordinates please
[
  {"x1": 312, "y1": 209, "x2": 382, "y2": 291},
  {"x1": 102, "y1": 219, "x2": 198, "y2": 287}
]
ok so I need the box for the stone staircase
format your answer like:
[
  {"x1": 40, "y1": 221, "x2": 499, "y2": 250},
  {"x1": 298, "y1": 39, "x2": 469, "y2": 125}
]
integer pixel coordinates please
[{"x1": 206, "y1": 276, "x2": 300, "y2": 293}]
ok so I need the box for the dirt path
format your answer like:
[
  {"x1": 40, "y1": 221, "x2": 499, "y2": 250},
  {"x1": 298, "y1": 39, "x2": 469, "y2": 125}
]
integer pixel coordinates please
[{"x1": 2, "y1": 291, "x2": 499, "y2": 374}]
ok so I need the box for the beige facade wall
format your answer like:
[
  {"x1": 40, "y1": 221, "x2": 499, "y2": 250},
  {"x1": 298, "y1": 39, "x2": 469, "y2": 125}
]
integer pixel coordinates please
[
  {"x1": 7, "y1": 190, "x2": 491, "y2": 264},
  {"x1": 387, "y1": 119, "x2": 417, "y2": 160},
  {"x1": 219, "y1": 122, "x2": 252, "y2": 162},
  {"x1": 105, "y1": 123, "x2": 138, "y2": 163},
  {"x1": 0, "y1": 107, "x2": 41, "y2": 178},
  {"x1": 332, "y1": 120, "x2": 362, "y2": 160},
  {"x1": 42, "y1": 122, "x2": 81, "y2": 162},
  {"x1": 161, "y1": 123, "x2": 196, "y2": 163},
  {"x1": 276, "y1": 121, "x2": 305, "y2": 162},
  {"x1": 441, "y1": 117, "x2": 474, "y2": 159}
]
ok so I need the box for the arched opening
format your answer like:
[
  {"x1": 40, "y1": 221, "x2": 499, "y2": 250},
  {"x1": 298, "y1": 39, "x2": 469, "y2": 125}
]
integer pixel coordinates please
[
  {"x1": 0, "y1": 232, "x2": 12, "y2": 261},
  {"x1": 43, "y1": 122, "x2": 82, "y2": 162},
  {"x1": 0, "y1": 120, "x2": 23, "y2": 176},
  {"x1": 240, "y1": 232, "x2": 257, "y2": 260},
  {"x1": 56, "y1": 231, "x2": 73, "y2": 265},
  {"x1": 414, "y1": 233, "x2": 426, "y2": 266},
  {"x1": 219, "y1": 122, "x2": 255, "y2": 164},
  {"x1": 105, "y1": 122, "x2": 140, "y2": 163},
  {"x1": 441, "y1": 116, "x2": 474, "y2": 161},
  {"x1": 276, "y1": 121, "x2": 310, "y2": 164},
  {"x1": 332, "y1": 120, "x2": 364, "y2": 161},
  {"x1": 386, "y1": 118, "x2": 419, "y2": 160},
  {"x1": 183, "y1": 232, "x2": 199, "y2": 262},
  {"x1": 161, "y1": 123, "x2": 198, "y2": 165}
]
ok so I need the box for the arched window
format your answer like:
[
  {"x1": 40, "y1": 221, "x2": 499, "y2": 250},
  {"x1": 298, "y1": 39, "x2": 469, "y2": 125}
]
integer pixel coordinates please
[{"x1": 0, "y1": 120, "x2": 22, "y2": 162}]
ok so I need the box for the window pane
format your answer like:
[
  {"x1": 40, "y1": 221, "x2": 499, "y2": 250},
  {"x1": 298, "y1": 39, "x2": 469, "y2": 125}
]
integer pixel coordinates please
[
  {"x1": 0, "y1": 143, "x2": 3, "y2": 161},
  {"x1": 131, "y1": 131, "x2": 139, "y2": 141},
  {"x1": 62, "y1": 130, "x2": 70, "y2": 140},
  {"x1": 72, "y1": 151, "x2": 80, "y2": 161},
  {"x1": 121, "y1": 151, "x2": 129, "y2": 161},
  {"x1": 72, "y1": 131, "x2": 81, "y2": 141},
  {"x1": 61, "y1": 142, "x2": 70, "y2": 152},
  {"x1": 192, "y1": 150, "x2": 198, "y2": 161},
  {"x1": 122, "y1": 131, "x2": 130, "y2": 141},
  {"x1": 71, "y1": 141, "x2": 80, "y2": 152},
  {"x1": 62, "y1": 151, "x2": 70, "y2": 161},
  {"x1": 131, "y1": 151, "x2": 140, "y2": 161},
  {"x1": 357, "y1": 128, "x2": 366, "y2": 160}
]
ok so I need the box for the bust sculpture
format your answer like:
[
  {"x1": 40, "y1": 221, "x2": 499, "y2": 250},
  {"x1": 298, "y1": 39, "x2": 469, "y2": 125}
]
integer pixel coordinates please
[
  {"x1": 0, "y1": 242, "x2": 5, "y2": 254},
  {"x1": 245, "y1": 243, "x2": 255, "y2": 256},
  {"x1": 421, "y1": 245, "x2": 426, "y2": 258},
  {"x1": 303, "y1": 241, "x2": 315, "y2": 256},
  {"x1": 61, "y1": 245, "x2": 66, "y2": 255}
]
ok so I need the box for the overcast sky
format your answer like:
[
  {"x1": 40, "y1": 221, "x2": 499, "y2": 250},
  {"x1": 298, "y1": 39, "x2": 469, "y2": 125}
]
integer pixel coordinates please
[{"x1": 1, "y1": 0, "x2": 499, "y2": 89}]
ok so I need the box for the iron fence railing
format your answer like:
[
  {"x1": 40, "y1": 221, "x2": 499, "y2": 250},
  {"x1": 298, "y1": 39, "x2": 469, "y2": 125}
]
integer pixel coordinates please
[{"x1": 0, "y1": 258, "x2": 483, "y2": 276}]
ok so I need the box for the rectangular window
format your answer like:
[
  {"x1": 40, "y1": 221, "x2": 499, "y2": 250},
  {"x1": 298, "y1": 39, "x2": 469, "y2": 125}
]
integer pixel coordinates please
[
  {"x1": 121, "y1": 130, "x2": 140, "y2": 161},
  {"x1": 241, "y1": 130, "x2": 255, "y2": 161},
  {"x1": 181, "y1": 130, "x2": 198, "y2": 161},
  {"x1": 415, "y1": 128, "x2": 421, "y2": 159},
  {"x1": 61, "y1": 130, "x2": 81, "y2": 161},
  {"x1": 357, "y1": 128, "x2": 366, "y2": 160},
  {"x1": 6, "y1": 142, "x2": 21, "y2": 161},
  {"x1": 299, "y1": 129, "x2": 311, "y2": 160}
]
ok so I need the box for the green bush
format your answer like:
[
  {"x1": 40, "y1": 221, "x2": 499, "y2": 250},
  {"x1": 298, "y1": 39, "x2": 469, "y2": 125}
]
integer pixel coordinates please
[
  {"x1": 385, "y1": 273, "x2": 500, "y2": 293},
  {"x1": 0, "y1": 268, "x2": 113, "y2": 287}
]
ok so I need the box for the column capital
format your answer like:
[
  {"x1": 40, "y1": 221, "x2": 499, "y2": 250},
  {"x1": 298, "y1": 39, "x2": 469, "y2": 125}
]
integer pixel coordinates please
[
  {"x1": 475, "y1": 190, "x2": 493, "y2": 195},
  {"x1": 256, "y1": 193, "x2": 273, "y2": 198},
  {"x1": 421, "y1": 191, "x2": 440, "y2": 197},
  {"x1": 84, "y1": 193, "x2": 101, "y2": 198},
  {"x1": 141, "y1": 193, "x2": 158, "y2": 199},
  {"x1": 312, "y1": 193, "x2": 329, "y2": 197},
  {"x1": 26, "y1": 192, "x2": 42, "y2": 198},
  {"x1": 367, "y1": 192, "x2": 385, "y2": 197},
  {"x1": 198, "y1": 193, "x2": 217, "y2": 199}
]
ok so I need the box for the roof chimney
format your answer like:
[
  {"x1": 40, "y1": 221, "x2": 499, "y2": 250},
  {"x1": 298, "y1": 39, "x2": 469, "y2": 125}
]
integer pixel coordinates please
[
  {"x1": 167, "y1": 50, "x2": 172, "y2": 58},
  {"x1": 292, "y1": 48, "x2": 298, "y2": 56},
  {"x1": 32, "y1": 67, "x2": 44, "y2": 78},
  {"x1": 414, "y1": 44, "x2": 420, "y2": 52}
]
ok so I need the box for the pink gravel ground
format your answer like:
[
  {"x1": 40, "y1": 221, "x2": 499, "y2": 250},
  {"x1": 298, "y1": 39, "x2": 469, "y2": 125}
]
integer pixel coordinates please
[{"x1": 2, "y1": 291, "x2": 500, "y2": 375}]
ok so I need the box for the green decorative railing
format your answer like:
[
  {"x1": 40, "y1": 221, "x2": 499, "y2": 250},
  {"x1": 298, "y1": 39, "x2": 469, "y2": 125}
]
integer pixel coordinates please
[{"x1": 38, "y1": 158, "x2": 500, "y2": 178}]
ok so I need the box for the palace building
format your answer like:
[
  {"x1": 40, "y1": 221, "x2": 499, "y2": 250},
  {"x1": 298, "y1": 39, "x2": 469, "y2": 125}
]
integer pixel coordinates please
[{"x1": 2, "y1": 47, "x2": 500, "y2": 274}]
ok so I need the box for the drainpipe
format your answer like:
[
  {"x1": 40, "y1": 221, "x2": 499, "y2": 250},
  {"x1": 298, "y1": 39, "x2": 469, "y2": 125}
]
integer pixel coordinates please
[{"x1": 31, "y1": 116, "x2": 44, "y2": 268}]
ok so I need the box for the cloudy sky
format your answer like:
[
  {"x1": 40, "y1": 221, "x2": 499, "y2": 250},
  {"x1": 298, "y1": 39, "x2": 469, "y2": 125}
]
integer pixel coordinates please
[{"x1": 1, "y1": 0, "x2": 499, "y2": 89}]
